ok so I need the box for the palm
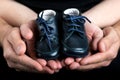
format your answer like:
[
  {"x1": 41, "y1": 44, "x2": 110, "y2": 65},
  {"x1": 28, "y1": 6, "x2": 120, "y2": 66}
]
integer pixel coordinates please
[
  {"x1": 21, "y1": 20, "x2": 62, "y2": 74},
  {"x1": 62, "y1": 21, "x2": 103, "y2": 70}
]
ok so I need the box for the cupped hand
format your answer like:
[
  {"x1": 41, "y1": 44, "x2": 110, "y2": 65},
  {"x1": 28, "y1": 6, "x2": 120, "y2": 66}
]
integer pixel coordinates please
[
  {"x1": 20, "y1": 20, "x2": 62, "y2": 74},
  {"x1": 78, "y1": 27, "x2": 120, "y2": 71},
  {"x1": 61, "y1": 21, "x2": 103, "y2": 70},
  {"x1": 2, "y1": 27, "x2": 43, "y2": 73}
]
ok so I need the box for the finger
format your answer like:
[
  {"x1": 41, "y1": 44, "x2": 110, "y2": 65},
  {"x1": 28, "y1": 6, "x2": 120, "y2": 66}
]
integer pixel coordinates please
[
  {"x1": 37, "y1": 59, "x2": 47, "y2": 66},
  {"x1": 92, "y1": 28, "x2": 103, "y2": 50},
  {"x1": 64, "y1": 57, "x2": 74, "y2": 65},
  {"x1": 53, "y1": 60, "x2": 62, "y2": 73},
  {"x1": 47, "y1": 60, "x2": 58, "y2": 70},
  {"x1": 8, "y1": 28, "x2": 26, "y2": 55},
  {"x1": 20, "y1": 23, "x2": 33, "y2": 40},
  {"x1": 9, "y1": 61, "x2": 39, "y2": 73},
  {"x1": 7, "y1": 50, "x2": 43, "y2": 72},
  {"x1": 4, "y1": 41, "x2": 43, "y2": 72},
  {"x1": 12, "y1": 55, "x2": 43, "y2": 72},
  {"x1": 56, "y1": 60, "x2": 62, "y2": 69},
  {"x1": 76, "y1": 53, "x2": 91, "y2": 63},
  {"x1": 15, "y1": 63, "x2": 54, "y2": 74},
  {"x1": 84, "y1": 22, "x2": 103, "y2": 50},
  {"x1": 99, "y1": 27, "x2": 118, "y2": 52},
  {"x1": 43, "y1": 66, "x2": 55, "y2": 74},
  {"x1": 80, "y1": 52, "x2": 108, "y2": 65},
  {"x1": 75, "y1": 58, "x2": 82, "y2": 62},
  {"x1": 78, "y1": 60, "x2": 111, "y2": 71},
  {"x1": 84, "y1": 22, "x2": 98, "y2": 43},
  {"x1": 20, "y1": 56, "x2": 44, "y2": 72},
  {"x1": 82, "y1": 40, "x2": 119, "y2": 65},
  {"x1": 69, "y1": 62, "x2": 80, "y2": 70}
]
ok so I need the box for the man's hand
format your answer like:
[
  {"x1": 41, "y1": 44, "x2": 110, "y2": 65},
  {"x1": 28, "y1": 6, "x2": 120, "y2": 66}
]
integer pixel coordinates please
[
  {"x1": 20, "y1": 20, "x2": 62, "y2": 73},
  {"x1": 2, "y1": 27, "x2": 44, "y2": 73}
]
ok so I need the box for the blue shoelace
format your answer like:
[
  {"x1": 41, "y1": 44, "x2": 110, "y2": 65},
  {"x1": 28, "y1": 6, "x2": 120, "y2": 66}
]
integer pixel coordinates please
[
  {"x1": 36, "y1": 12, "x2": 54, "y2": 51},
  {"x1": 64, "y1": 15, "x2": 91, "y2": 41}
]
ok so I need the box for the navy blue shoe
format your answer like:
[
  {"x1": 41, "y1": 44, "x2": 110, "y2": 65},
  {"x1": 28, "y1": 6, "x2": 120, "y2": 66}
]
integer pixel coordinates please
[
  {"x1": 35, "y1": 10, "x2": 59, "y2": 60},
  {"x1": 62, "y1": 8, "x2": 91, "y2": 58}
]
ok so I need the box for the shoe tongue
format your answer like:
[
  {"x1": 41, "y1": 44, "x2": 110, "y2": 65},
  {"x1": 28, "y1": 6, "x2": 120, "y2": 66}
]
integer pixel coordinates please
[
  {"x1": 39, "y1": 10, "x2": 56, "y2": 21},
  {"x1": 64, "y1": 8, "x2": 80, "y2": 16},
  {"x1": 67, "y1": 11, "x2": 79, "y2": 16},
  {"x1": 42, "y1": 15, "x2": 50, "y2": 21}
]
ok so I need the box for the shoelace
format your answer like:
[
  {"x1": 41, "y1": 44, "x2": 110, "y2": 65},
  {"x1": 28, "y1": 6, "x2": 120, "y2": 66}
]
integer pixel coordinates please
[
  {"x1": 36, "y1": 12, "x2": 54, "y2": 51},
  {"x1": 64, "y1": 15, "x2": 91, "y2": 41}
]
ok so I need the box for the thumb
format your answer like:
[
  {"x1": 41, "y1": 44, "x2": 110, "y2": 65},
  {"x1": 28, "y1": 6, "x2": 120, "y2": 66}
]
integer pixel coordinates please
[
  {"x1": 8, "y1": 28, "x2": 26, "y2": 55},
  {"x1": 20, "y1": 22, "x2": 34, "y2": 40},
  {"x1": 15, "y1": 41, "x2": 26, "y2": 55},
  {"x1": 20, "y1": 21, "x2": 38, "y2": 58},
  {"x1": 98, "y1": 27, "x2": 113, "y2": 52},
  {"x1": 92, "y1": 28, "x2": 103, "y2": 51}
]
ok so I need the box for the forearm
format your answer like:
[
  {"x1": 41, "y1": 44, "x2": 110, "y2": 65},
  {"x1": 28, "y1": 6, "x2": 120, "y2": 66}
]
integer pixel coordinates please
[
  {"x1": 0, "y1": 18, "x2": 12, "y2": 46},
  {"x1": 0, "y1": 0, "x2": 37, "y2": 27},
  {"x1": 82, "y1": 0, "x2": 120, "y2": 28}
]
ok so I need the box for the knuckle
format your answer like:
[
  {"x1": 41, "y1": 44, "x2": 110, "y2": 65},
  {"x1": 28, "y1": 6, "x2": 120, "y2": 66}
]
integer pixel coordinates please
[
  {"x1": 12, "y1": 28, "x2": 19, "y2": 33},
  {"x1": 3, "y1": 48, "x2": 13, "y2": 60},
  {"x1": 15, "y1": 41, "x2": 24, "y2": 49},
  {"x1": 111, "y1": 54, "x2": 117, "y2": 60},
  {"x1": 3, "y1": 52, "x2": 11, "y2": 60},
  {"x1": 109, "y1": 53, "x2": 117, "y2": 60},
  {"x1": 103, "y1": 61, "x2": 111, "y2": 67},
  {"x1": 11, "y1": 28, "x2": 19, "y2": 36},
  {"x1": 8, "y1": 28, "x2": 18, "y2": 39},
  {"x1": 106, "y1": 52, "x2": 117, "y2": 60},
  {"x1": 7, "y1": 62, "x2": 14, "y2": 68}
]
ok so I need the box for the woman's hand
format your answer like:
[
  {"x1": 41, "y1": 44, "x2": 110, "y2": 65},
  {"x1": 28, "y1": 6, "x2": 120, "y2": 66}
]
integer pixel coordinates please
[{"x1": 61, "y1": 21, "x2": 104, "y2": 70}]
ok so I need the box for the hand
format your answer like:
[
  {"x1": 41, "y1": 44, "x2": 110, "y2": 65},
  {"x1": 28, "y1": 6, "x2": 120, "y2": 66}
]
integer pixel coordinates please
[
  {"x1": 20, "y1": 20, "x2": 62, "y2": 74},
  {"x1": 61, "y1": 21, "x2": 103, "y2": 70},
  {"x1": 78, "y1": 27, "x2": 120, "y2": 71},
  {"x1": 2, "y1": 20, "x2": 62, "y2": 74},
  {"x1": 2, "y1": 27, "x2": 44, "y2": 73}
]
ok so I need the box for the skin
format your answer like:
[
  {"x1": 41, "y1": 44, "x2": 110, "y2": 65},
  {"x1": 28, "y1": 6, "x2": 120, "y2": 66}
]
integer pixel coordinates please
[
  {"x1": 0, "y1": 8, "x2": 61, "y2": 75},
  {"x1": 0, "y1": 0, "x2": 120, "y2": 72},
  {"x1": 62, "y1": 24, "x2": 120, "y2": 70},
  {"x1": 0, "y1": 0, "x2": 62, "y2": 74},
  {"x1": 83, "y1": 0, "x2": 120, "y2": 28},
  {"x1": 0, "y1": 18, "x2": 62, "y2": 74},
  {"x1": 61, "y1": 21, "x2": 104, "y2": 70},
  {"x1": 20, "y1": 20, "x2": 62, "y2": 73},
  {"x1": 79, "y1": 26, "x2": 120, "y2": 71},
  {"x1": 62, "y1": 0, "x2": 120, "y2": 70}
]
